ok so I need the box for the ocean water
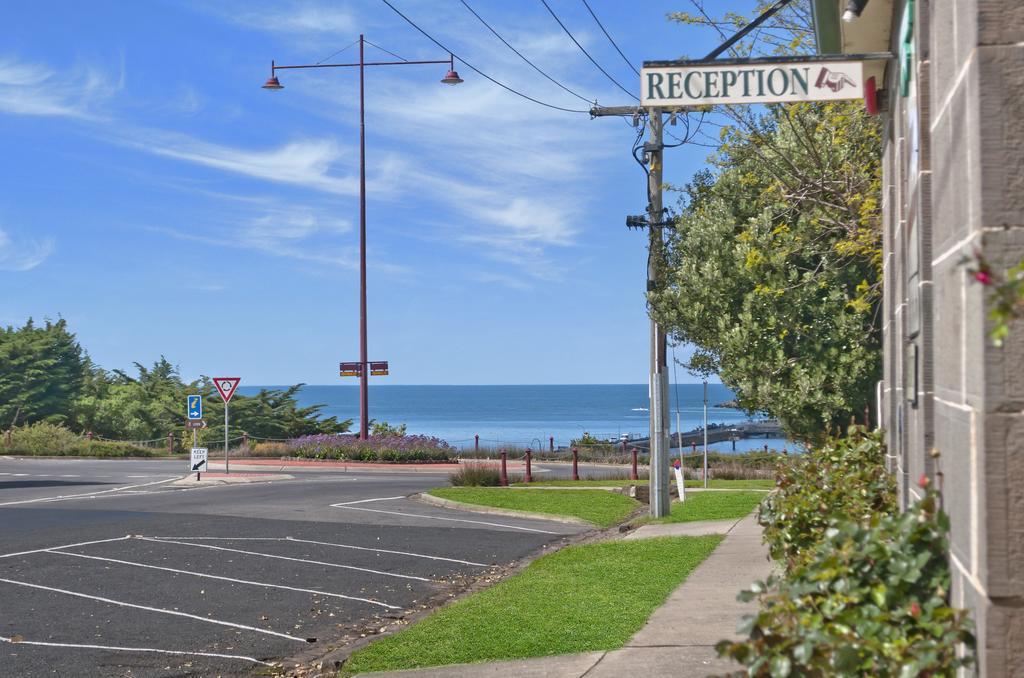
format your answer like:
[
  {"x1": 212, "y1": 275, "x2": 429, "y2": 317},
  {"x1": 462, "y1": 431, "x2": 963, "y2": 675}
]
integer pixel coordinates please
[{"x1": 239, "y1": 384, "x2": 791, "y2": 452}]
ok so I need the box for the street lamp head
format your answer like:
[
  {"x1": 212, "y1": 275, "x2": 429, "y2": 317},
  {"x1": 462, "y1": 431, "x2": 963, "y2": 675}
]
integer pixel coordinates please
[
  {"x1": 262, "y1": 75, "x2": 284, "y2": 90},
  {"x1": 440, "y1": 69, "x2": 463, "y2": 86}
]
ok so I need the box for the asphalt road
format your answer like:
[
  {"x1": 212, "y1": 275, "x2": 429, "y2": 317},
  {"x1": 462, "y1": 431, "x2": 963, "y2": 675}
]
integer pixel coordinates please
[{"x1": 0, "y1": 457, "x2": 590, "y2": 677}]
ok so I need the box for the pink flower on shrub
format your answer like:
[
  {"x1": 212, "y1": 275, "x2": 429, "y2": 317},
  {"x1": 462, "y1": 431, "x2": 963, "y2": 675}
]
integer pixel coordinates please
[
  {"x1": 973, "y1": 270, "x2": 994, "y2": 286},
  {"x1": 918, "y1": 473, "x2": 929, "y2": 489},
  {"x1": 909, "y1": 602, "x2": 921, "y2": 618}
]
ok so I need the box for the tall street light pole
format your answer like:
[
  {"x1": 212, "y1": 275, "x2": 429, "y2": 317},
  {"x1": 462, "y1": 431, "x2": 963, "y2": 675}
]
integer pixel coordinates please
[{"x1": 263, "y1": 35, "x2": 463, "y2": 439}]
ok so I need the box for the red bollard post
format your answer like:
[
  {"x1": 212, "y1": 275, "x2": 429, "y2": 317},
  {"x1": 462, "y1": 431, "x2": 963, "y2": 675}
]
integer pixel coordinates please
[
  {"x1": 474, "y1": 435, "x2": 479, "y2": 452},
  {"x1": 630, "y1": 447, "x2": 638, "y2": 480},
  {"x1": 549, "y1": 436, "x2": 554, "y2": 452},
  {"x1": 572, "y1": 447, "x2": 579, "y2": 481},
  {"x1": 525, "y1": 448, "x2": 533, "y2": 483},
  {"x1": 500, "y1": 451, "x2": 508, "y2": 487},
  {"x1": 167, "y1": 432, "x2": 174, "y2": 456}
]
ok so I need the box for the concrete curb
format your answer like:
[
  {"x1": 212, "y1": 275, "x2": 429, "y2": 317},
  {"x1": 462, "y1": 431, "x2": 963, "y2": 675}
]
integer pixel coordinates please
[
  {"x1": 414, "y1": 493, "x2": 595, "y2": 526},
  {"x1": 172, "y1": 473, "x2": 294, "y2": 486}
]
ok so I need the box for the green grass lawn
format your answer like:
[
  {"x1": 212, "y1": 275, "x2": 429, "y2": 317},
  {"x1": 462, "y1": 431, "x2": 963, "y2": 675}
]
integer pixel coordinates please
[
  {"x1": 428, "y1": 487, "x2": 639, "y2": 527},
  {"x1": 654, "y1": 490, "x2": 765, "y2": 523},
  {"x1": 514, "y1": 478, "x2": 774, "y2": 490},
  {"x1": 342, "y1": 535, "x2": 723, "y2": 675}
]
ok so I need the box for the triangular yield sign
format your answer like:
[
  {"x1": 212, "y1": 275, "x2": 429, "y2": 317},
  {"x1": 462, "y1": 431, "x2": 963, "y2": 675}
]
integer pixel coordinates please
[{"x1": 214, "y1": 377, "x2": 241, "y2": 403}]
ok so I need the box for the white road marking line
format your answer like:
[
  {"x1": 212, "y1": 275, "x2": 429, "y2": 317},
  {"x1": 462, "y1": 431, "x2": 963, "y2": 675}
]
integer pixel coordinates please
[
  {"x1": 332, "y1": 496, "x2": 406, "y2": 505},
  {"x1": 141, "y1": 538, "x2": 432, "y2": 582},
  {"x1": 0, "y1": 537, "x2": 132, "y2": 560},
  {"x1": 0, "y1": 636, "x2": 273, "y2": 667},
  {"x1": 0, "y1": 578, "x2": 310, "y2": 643},
  {"x1": 49, "y1": 550, "x2": 400, "y2": 610},
  {"x1": 0, "y1": 478, "x2": 176, "y2": 507},
  {"x1": 331, "y1": 505, "x2": 561, "y2": 535},
  {"x1": 12, "y1": 473, "x2": 29, "y2": 477},
  {"x1": 60, "y1": 475, "x2": 81, "y2": 478},
  {"x1": 146, "y1": 536, "x2": 490, "y2": 568},
  {"x1": 284, "y1": 537, "x2": 491, "y2": 567}
]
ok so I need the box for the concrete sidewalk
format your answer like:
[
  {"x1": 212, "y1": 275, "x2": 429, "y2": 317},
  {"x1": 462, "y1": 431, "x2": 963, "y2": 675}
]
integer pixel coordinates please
[{"x1": 356, "y1": 512, "x2": 768, "y2": 678}]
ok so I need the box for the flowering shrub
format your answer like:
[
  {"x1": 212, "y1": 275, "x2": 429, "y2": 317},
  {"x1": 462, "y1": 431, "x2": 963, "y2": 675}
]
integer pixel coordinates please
[
  {"x1": 964, "y1": 251, "x2": 1024, "y2": 346},
  {"x1": 718, "y1": 486, "x2": 975, "y2": 675},
  {"x1": 759, "y1": 426, "x2": 895, "y2": 572},
  {"x1": 288, "y1": 434, "x2": 456, "y2": 463}
]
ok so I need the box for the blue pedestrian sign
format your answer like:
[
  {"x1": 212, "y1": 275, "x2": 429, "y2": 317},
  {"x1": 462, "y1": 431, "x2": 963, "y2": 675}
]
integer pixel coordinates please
[{"x1": 187, "y1": 395, "x2": 203, "y2": 420}]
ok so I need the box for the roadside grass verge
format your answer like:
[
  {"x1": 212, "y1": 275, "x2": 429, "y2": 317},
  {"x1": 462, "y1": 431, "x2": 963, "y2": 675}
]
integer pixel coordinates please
[
  {"x1": 342, "y1": 535, "x2": 723, "y2": 675},
  {"x1": 653, "y1": 491, "x2": 764, "y2": 523},
  {"x1": 428, "y1": 487, "x2": 639, "y2": 527},
  {"x1": 514, "y1": 478, "x2": 774, "y2": 490}
]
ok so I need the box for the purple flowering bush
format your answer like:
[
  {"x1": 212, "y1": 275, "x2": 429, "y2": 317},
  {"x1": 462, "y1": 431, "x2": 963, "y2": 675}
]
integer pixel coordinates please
[{"x1": 288, "y1": 434, "x2": 457, "y2": 463}]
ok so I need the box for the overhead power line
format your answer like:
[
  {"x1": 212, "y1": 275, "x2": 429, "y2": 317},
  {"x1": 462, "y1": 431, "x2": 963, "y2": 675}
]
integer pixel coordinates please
[
  {"x1": 580, "y1": 0, "x2": 640, "y2": 76},
  {"x1": 539, "y1": 0, "x2": 639, "y2": 102},
  {"x1": 378, "y1": 0, "x2": 591, "y2": 114},
  {"x1": 459, "y1": 0, "x2": 594, "y2": 105}
]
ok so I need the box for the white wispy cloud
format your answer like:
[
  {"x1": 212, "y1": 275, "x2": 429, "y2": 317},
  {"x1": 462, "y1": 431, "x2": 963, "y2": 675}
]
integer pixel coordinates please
[
  {"x1": 0, "y1": 228, "x2": 55, "y2": 271},
  {"x1": 192, "y1": 1, "x2": 356, "y2": 35},
  {"x1": 116, "y1": 131, "x2": 359, "y2": 196},
  {"x1": 0, "y1": 56, "x2": 118, "y2": 119}
]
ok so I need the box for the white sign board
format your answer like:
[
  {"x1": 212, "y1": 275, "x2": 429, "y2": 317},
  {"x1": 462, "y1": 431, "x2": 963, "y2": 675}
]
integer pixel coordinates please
[
  {"x1": 190, "y1": 447, "x2": 208, "y2": 473},
  {"x1": 673, "y1": 465, "x2": 686, "y2": 502},
  {"x1": 641, "y1": 61, "x2": 865, "y2": 107}
]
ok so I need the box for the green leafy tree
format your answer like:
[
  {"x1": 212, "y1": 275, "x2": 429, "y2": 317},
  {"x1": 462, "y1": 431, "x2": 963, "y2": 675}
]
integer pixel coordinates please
[
  {"x1": 648, "y1": 4, "x2": 882, "y2": 441},
  {"x1": 0, "y1": 318, "x2": 86, "y2": 427},
  {"x1": 651, "y1": 102, "x2": 882, "y2": 440}
]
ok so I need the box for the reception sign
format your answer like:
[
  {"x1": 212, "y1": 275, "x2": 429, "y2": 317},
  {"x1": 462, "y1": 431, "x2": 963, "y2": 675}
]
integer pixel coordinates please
[{"x1": 641, "y1": 60, "x2": 865, "y2": 107}]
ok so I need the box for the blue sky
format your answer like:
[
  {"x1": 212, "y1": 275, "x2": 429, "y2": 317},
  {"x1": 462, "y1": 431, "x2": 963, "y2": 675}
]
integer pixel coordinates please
[{"x1": 1, "y1": 0, "x2": 750, "y2": 385}]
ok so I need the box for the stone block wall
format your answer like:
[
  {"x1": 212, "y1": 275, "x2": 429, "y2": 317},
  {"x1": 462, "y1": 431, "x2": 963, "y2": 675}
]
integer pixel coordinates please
[{"x1": 882, "y1": 0, "x2": 1024, "y2": 673}]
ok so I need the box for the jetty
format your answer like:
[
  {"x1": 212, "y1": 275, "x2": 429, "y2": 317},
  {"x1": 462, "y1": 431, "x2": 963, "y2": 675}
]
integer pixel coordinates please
[{"x1": 613, "y1": 420, "x2": 785, "y2": 452}]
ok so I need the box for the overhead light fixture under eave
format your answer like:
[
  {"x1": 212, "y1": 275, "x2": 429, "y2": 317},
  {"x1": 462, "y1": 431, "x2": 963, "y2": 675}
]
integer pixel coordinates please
[{"x1": 843, "y1": 0, "x2": 870, "y2": 22}]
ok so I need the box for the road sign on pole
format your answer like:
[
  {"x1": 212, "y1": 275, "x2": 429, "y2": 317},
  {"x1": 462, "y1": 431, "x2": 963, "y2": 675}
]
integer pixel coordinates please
[
  {"x1": 190, "y1": 447, "x2": 208, "y2": 480},
  {"x1": 187, "y1": 395, "x2": 202, "y2": 420},
  {"x1": 213, "y1": 378, "x2": 240, "y2": 403},
  {"x1": 185, "y1": 420, "x2": 207, "y2": 430},
  {"x1": 213, "y1": 377, "x2": 240, "y2": 475}
]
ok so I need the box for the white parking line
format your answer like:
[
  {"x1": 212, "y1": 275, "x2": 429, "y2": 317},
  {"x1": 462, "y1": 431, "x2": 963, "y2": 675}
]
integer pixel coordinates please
[
  {"x1": 333, "y1": 496, "x2": 406, "y2": 505},
  {"x1": 49, "y1": 550, "x2": 400, "y2": 609},
  {"x1": 0, "y1": 478, "x2": 177, "y2": 507},
  {"x1": 141, "y1": 538, "x2": 432, "y2": 582},
  {"x1": 330, "y1": 504, "x2": 560, "y2": 535},
  {"x1": 145, "y1": 536, "x2": 490, "y2": 568},
  {"x1": 0, "y1": 578, "x2": 312, "y2": 643},
  {"x1": 0, "y1": 537, "x2": 132, "y2": 560},
  {"x1": 0, "y1": 635, "x2": 273, "y2": 667}
]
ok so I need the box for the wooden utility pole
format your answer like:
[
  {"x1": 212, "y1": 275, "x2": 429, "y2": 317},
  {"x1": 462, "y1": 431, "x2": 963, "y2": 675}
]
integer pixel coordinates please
[{"x1": 592, "y1": 104, "x2": 671, "y2": 517}]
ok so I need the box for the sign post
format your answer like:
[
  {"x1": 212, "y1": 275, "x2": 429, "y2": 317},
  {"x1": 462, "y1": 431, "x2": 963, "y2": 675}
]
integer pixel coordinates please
[
  {"x1": 213, "y1": 377, "x2": 240, "y2": 474},
  {"x1": 187, "y1": 395, "x2": 203, "y2": 450},
  {"x1": 190, "y1": 447, "x2": 208, "y2": 481}
]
